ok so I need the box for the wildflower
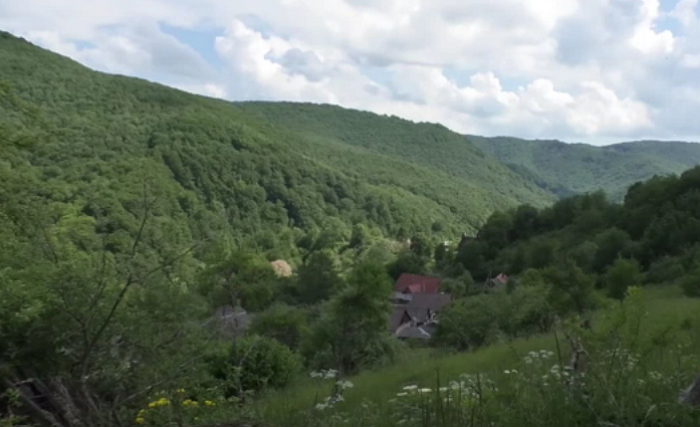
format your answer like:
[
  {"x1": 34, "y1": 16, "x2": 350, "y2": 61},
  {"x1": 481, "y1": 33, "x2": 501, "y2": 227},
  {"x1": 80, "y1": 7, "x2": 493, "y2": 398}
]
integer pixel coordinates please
[
  {"x1": 403, "y1": 385, "x2": 418, "y2": 391},
  {"x1": 182, "y1": 399, "x2": 194, "y2": 406},
  {"x1": 524, "y1": 357, "x2": 533, "y2": 364},
  {"x1": 147, "y1": 402, "x2": 157, "y2": 409},
  {"x1": 419, "y1": 388, "x2": 432, "y2": 394},
  {"x1": 316, "y1": 403, "x2": 328, "y2": 410},
  {"x1": 504, "y1": 370, "x2": 511, "y2": 375},
  {"x1": 396, "y1": 392, "x2": 408, "y2": 397},
  {"x1": 205, "y1": 400, "x2": 215, "y2": 406},
  {"x1": 337, "y1": 380, "x2": 354, "y2": 389},
  {"x1": 156, "y1": 398, "x2": 170, "y2": 407},
  {"x1": 439, "y1": 387, "x2": 448, "y2": 392},
  {"x1": 138, "y1": 409, "x2": 147, "y2": 416},
  {"x1": 176, "y1": 388, "x2": 185, "y2": 394},
  {"x1": 135, "y1": 417, "x2": 145, "y2": 424}
]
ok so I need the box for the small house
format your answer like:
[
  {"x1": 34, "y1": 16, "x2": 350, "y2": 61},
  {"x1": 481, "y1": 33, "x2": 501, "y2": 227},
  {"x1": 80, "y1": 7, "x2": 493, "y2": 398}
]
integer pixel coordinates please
[
  {"x1": 394, "y1": 273, "x2": 442, "y2": 294},
  {"x1": 486, "y1": 273, "x2": 508, "y2": 291},
  {"x1": 389, "y1": 293, "x2": 451, "y2": 340}
]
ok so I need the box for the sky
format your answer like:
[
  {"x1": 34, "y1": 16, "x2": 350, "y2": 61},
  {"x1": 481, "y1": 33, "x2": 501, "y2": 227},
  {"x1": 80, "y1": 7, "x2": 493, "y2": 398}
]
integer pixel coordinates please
[{"x1": 2, "y1": 0, "x2": 700, "y2": 145}]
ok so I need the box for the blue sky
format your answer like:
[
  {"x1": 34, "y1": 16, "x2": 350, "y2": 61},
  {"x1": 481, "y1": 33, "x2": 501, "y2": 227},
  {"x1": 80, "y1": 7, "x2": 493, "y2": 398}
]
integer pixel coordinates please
[{"x1": 2, "y1": 0, "x2": 700, "y2": 145}]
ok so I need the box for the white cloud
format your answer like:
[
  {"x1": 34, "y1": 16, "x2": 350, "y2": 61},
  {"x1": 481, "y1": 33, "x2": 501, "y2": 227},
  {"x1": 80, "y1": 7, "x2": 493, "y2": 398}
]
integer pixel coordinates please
[{"x1": 1, "y1": 0, "x2": 700, "y2": 143}]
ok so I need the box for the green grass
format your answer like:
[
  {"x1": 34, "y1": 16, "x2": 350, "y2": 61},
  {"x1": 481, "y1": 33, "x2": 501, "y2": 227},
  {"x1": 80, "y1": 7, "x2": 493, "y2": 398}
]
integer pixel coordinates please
[{"x1": 257, "y1": 285, "x2": 700, "y2": 425}]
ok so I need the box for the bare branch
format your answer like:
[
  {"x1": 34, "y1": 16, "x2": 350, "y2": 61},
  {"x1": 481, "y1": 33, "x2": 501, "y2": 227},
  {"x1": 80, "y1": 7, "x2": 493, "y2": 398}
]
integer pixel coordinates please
[{"x1": 1, "y1": 376, "x2": 65, "y2": 427}]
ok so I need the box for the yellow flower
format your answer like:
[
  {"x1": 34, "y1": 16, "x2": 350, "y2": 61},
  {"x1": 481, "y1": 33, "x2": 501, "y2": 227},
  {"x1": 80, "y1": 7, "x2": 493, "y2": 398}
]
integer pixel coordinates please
[
  {"x1": 138, "y1": 409, "x2": 147, "y2": 416},
  {"x1": 176, "y1": 388, "x2": 185, "y2": 394},
  {"x1": 147, "y1": 402, "x2": 157, "y2": 409},
  {"x1": 182, "y1": 399, "x2": 194, "y2": 406},
  {"x1": 204, "y1": 400, "x2": 215, "y2": 406},
  {"x1": 156, "y1": 398, "x2": 170, "y2": 407},
  {"x1": 135, "y1": 417, "x2": 145, "y2": 424}
]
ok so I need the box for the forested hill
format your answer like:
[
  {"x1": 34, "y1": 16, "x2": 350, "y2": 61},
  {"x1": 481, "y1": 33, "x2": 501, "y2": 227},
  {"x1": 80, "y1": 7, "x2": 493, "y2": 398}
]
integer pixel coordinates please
[
  {"x1": 0, "y1": 30, "x2": 554, "y2": 257},
  {"x1": 469, "y1": 135, "x2": 700, "y2": 199}
]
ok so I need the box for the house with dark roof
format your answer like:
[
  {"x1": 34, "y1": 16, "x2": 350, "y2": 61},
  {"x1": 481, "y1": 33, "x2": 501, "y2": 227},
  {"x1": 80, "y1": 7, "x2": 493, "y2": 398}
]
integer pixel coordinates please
[{"x1": 389, "y1": 291, "x2": 451, "y2": 340}]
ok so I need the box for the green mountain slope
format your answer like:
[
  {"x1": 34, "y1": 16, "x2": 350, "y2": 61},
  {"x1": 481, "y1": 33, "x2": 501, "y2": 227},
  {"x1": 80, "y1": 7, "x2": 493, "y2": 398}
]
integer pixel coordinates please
[
  {"x1": 469, "y1": 136, "x2": 700, "y2": 200},
  {"x1": 0, "y1": 30, "x2": 554, "y2": 259}
]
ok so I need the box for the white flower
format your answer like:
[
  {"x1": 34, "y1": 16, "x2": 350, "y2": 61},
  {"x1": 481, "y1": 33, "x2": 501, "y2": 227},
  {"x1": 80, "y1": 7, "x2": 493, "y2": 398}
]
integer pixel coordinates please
[
  {"x1": 315, "y1": 403, "x2": 327, "y2": 410},
  {"x1": 403, "y1": 385, "x2": 418, "y2": 391},
  {"x1": 396, "y1": 392, "x2": 408, "y2": 397},
  {"x1": 337, "y1": 380, "x2": 354, "y2": 389},
  {"x1": 419, "y1": 388, "x2": 432, "y2": 394},
  {"x1": 439, "y1": 387, "x2": 448, "y2": 392},
  {"x1": 504, "y1": 370, "x2": 511, "y2": 375}
]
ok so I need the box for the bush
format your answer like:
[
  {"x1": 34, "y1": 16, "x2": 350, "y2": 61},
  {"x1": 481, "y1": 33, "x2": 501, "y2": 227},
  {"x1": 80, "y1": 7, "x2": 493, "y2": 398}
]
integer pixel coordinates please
[
  {"x1": 209, "y1": 336, "x2": 302, "y2": 395},
  {"x1": 433, "y1": 295, "x2": 499, "y2": 350},
  {"x1": 646, "y1": 256, "x2": 685, "y2": 285},
  {"x1": 606, "y1": 258, "x2": 642, "y2": 301},
  {"x1": 681, "y1": 271, "x2": 700, "y2": 297},
  {"x1": 500, "y1": 285, "x2": 555, "y2": 336},
  {"x1": 248, "y1": 303, "x2": 308, "y2": 350}
]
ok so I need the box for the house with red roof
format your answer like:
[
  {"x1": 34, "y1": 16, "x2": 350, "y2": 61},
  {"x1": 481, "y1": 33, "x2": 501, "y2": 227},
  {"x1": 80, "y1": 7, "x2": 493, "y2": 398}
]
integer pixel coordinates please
[
  {"x1": 486, "y1": 273, "x2": 509, "y2": 291},
  {"x1": 389, "y1": 274, "x2": 451, "y2": 340},
  {"x1": 393, "y1": 273, "x2": 442, "y2": 294}
]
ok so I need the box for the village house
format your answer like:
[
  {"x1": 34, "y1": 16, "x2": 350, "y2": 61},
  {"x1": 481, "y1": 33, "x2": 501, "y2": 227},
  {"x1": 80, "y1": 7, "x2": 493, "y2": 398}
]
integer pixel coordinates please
[
  {"x1": 389, "y1": 273, "x2": 451, "y2": 340},
  {"x1": 485, "y1": 273, "x2": 509, "y2": 291}
]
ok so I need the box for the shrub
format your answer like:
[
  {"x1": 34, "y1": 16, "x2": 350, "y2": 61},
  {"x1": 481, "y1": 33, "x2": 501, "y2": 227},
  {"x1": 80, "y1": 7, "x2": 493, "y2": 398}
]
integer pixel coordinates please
[
  {"x1": 209, "y1": 335, "x2": 302, "y2": 395},
  {"x1": 248, "y1": 303, "x2": 308, "y2": 350},
  {"x1": 646, "y1": 256, "x2": 685, "y2": 285},
  {"x1": 681, "y1": 271, "x2": 700, "y2": 297},
  {"x1": 606, "y1": 258, "x2": 642, "y2": 300},
  {"x1": 433, "y1": 295, "x2": 499, "y2": 350},
  {"x1": 501, "y1": 285, "x2": 556, "y2": 336}
]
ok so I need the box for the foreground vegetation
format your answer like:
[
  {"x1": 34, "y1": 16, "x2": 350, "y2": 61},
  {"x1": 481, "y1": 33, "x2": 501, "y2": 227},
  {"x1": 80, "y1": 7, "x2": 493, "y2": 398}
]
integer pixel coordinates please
[{"x1": 103, "y1": 285, "x2": 700, "y2": 427}]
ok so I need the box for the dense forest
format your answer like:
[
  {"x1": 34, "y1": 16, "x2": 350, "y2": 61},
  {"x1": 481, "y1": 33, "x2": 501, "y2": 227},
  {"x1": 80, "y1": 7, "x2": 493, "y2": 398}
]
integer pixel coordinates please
[
  {"x1": 470, "y1": 135, "x2": 700, "y2": 199},
  {"x1": 3, "y1": 30, "x2": 700, "y2": 427}
]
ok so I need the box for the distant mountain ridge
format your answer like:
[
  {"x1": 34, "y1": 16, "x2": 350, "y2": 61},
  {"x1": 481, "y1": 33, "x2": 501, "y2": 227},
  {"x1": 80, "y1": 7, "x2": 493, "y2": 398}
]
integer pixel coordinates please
[
  {"x1": 468, "y1": 136, "x2": 700, "y2": 200},
  {"x1": 2, "y1": 27, "x2": 700, "y2": 253}
]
